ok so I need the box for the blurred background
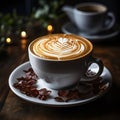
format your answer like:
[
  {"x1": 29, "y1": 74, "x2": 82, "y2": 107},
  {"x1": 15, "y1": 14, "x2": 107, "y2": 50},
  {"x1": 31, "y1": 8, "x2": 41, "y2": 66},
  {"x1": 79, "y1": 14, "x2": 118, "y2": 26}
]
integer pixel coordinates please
[
  {"x1": 0, "y1": 0, "x2": 120, "y2": 51},
  {"x1": 0, "y1": 0, "x2": 119, "y2": 21}
]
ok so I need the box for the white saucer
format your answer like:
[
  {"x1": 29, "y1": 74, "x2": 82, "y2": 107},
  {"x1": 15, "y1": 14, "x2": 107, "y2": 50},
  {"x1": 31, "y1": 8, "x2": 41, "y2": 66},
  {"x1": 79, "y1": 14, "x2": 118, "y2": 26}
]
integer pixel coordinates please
[
  {"x1": 9, "y1": 61, "x2": 112, "y2": 107},
  {"x1": 62, "y1": 22, "x2": 120, "y2": 41}
]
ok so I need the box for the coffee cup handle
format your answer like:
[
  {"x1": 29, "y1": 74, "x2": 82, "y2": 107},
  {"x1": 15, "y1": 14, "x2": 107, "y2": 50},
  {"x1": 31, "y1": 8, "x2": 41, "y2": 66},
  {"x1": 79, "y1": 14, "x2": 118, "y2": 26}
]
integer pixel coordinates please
[
  {"x1": 81, "y1": 57, "x2": 104, "y2": 82},
  {"x1": 102, "y1": 12, "x2": 116, "y2": 31}
]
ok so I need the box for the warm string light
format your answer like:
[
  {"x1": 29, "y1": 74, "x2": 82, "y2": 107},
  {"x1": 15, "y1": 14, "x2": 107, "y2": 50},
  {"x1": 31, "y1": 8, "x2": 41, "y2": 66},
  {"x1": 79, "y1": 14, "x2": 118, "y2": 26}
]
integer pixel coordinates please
[
  {"x1": 47, "y1": 25, "x2": 53, "y2": 34},
  {"x1": 20, "y1": 30, "x2": 28, "y2": 50},
  {"x1": 6, "y1": 37, "x2": 12, "y2": 44},
  {"x1": 20, "y1": 31, "x2": 27, "y2": 38}
]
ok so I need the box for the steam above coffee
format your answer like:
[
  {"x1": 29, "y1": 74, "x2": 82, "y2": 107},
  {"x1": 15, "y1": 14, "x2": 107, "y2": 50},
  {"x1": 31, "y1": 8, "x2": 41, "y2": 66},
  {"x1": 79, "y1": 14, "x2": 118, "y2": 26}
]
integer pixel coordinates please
[{"x1": 30, "y1": 34, "x2": 92, "y2": 61}]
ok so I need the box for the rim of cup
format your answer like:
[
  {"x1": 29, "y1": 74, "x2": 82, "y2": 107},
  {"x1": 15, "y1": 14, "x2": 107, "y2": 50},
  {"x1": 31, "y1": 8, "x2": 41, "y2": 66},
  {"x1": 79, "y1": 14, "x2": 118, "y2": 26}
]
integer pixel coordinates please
[
  {"x1": 75, "y1": 2, "x2": 107, "y2": 15},
  {"x1": 28, "y1": 34, "x2": 93, "y2": 62}
]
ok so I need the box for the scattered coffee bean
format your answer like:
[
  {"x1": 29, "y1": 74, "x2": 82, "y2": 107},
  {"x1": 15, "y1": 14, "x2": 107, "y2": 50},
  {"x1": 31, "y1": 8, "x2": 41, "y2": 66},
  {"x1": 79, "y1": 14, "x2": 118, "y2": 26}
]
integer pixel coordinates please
[
  {"x1": 13, "y1": 68, "x2": 109, "y2": 102},
  {"x1": 13, "y1": 68, "x2": 51, "y2": 100}
]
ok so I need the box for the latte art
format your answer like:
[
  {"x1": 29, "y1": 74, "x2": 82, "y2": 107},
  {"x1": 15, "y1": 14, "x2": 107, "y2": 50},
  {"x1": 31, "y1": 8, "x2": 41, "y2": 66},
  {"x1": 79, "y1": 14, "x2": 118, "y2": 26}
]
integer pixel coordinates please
[{"x1": 30, "y1": 34, "x2": 92, "y2": 60}]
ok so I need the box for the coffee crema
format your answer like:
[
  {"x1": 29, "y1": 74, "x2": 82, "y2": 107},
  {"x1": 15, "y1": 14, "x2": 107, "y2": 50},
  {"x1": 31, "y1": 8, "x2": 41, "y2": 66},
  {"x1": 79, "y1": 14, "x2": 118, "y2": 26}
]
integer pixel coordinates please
[
  {"x1": 29, "y1": 34, "x2": 92, "y2": 61},
  {"x1": 77, "y1": 4, "x2": 106, "y2": 13}
]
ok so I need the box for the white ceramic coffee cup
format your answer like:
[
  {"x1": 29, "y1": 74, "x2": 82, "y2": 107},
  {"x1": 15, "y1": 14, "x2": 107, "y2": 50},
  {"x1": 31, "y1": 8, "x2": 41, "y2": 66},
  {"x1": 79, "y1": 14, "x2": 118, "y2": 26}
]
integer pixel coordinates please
[
  {"x1": 62, "y1": 2, "x2": 115, "y2": 35},
  {"x1": 28, "y1": 34, "x2": 103, "y2": 89}
]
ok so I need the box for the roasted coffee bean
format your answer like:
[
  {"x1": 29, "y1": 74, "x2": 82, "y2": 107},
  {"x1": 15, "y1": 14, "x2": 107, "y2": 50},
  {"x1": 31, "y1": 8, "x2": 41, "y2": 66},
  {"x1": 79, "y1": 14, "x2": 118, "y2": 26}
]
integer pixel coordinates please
[{"x1": 13, "y1": 68, "x2": 51, "y2": 100}]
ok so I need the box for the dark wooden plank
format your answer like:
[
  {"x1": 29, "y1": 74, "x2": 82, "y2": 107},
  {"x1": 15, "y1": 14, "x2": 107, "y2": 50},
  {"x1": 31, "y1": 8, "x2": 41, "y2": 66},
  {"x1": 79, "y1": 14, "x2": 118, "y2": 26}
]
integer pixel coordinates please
[{"x1": 0, "y1": 45, "x2": 28, "y2": 111}]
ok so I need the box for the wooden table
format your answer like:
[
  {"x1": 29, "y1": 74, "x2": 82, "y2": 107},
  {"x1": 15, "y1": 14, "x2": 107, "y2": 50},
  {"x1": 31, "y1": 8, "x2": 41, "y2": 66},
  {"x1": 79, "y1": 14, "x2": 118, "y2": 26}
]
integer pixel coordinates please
[{"x1": 0, "y1": 23, "x2": 120, "y2": 120}]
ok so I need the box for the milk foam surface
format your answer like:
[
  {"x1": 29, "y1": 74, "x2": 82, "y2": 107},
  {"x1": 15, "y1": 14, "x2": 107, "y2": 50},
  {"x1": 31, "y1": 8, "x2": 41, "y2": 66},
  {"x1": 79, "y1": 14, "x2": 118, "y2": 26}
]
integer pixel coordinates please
[{"x1": 30, "y1": 34, "x2": 92, "y2": 60}]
